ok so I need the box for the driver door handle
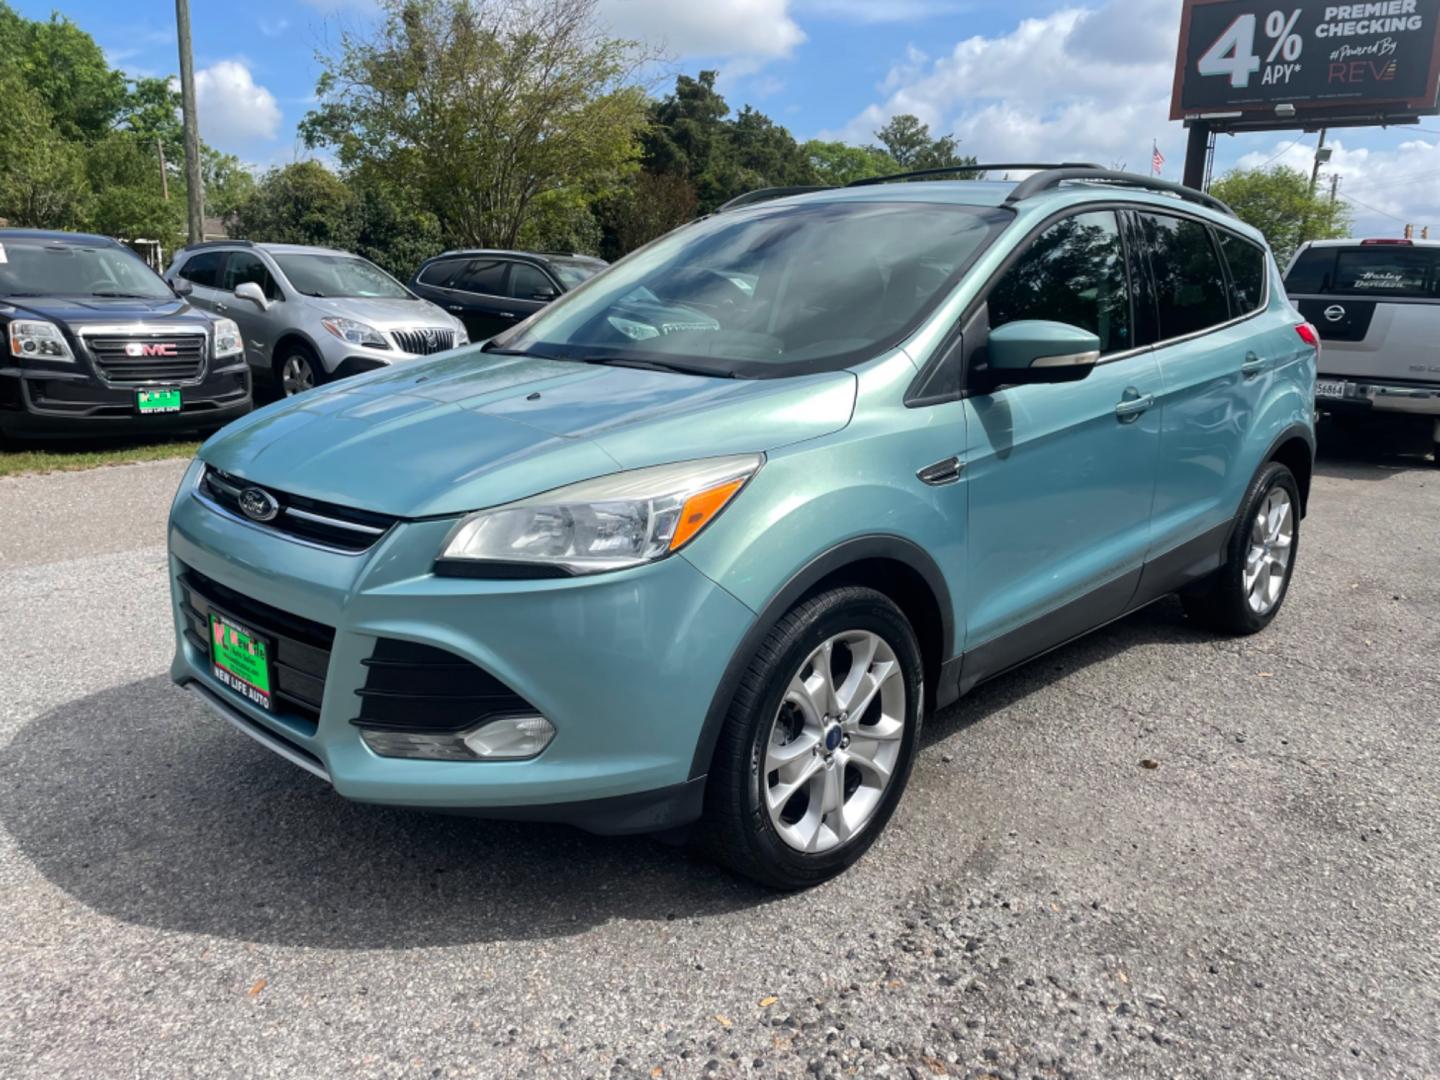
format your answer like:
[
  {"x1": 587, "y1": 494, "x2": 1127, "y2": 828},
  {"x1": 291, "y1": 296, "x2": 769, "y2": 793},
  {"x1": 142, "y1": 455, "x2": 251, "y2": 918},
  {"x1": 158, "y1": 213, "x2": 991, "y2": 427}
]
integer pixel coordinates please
[
  {"x1": 498, "y1": 311, "x2": 517, "y2": 319},
  {"x1": 215, "y1": 301, "x2": 228, "y2": 312},
  {"x1": 1114, "y1": 390, "x2": 1154, "y2": 422},
  {"x1": 447, "y1": 304, "x2": 464, "y2": 312}
]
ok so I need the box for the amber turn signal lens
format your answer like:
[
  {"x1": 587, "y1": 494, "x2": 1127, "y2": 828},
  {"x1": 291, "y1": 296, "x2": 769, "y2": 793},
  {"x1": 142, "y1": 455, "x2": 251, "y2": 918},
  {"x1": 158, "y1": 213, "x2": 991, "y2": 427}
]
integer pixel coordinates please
[{"x1": 670, "y1": 477, "x2": 747, "y2": 551}]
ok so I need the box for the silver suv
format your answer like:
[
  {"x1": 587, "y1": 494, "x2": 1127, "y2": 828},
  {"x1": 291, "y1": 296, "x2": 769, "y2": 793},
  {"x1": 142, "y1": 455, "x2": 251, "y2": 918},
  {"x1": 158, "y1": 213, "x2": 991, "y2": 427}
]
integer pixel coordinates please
[
  {"x1": 1285, "y1": 238, "x2": 1440, "y2": 464},
  {"x1": 164, "y1": 242, "x2": 469, "y2": 396}
]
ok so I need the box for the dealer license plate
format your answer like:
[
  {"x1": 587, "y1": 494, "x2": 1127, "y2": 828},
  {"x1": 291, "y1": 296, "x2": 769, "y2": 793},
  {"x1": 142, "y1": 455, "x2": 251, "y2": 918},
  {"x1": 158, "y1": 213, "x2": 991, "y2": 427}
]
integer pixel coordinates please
[
  {"x1": 209, "y1": 612, "x2": 273, "y2": 711},
  {"x1": 1315, "y1": 380, "x2": 1347, "y2": 399},
  {"x1": 137, "y1": 388, "x2": 181, "y2": 413}
]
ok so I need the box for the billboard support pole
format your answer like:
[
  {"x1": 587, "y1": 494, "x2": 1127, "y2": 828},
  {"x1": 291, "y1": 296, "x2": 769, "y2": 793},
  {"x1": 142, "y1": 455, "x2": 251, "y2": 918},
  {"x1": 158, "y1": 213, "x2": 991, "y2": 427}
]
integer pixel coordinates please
[{"x1": 1183, "y1": 121, "x2": 1211, "y2": 190}]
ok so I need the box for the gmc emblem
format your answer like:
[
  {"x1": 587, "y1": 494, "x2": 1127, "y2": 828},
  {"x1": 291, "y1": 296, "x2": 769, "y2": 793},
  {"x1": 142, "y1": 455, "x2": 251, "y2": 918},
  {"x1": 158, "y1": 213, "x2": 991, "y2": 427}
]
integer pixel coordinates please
[{"x1": 124, "y1": 342, "x2": 178, "y2": 357}]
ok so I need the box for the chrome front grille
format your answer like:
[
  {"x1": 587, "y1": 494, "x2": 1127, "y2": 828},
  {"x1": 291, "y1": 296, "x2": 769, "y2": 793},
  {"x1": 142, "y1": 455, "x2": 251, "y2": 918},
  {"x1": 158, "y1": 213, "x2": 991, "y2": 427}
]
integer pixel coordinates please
[
  {"x1": 198, "y1": 466, "x2": 399, "y2": 553},
  {"x1": 86, "y1": 333, "x2": 207, "y2": 385},
  {"x1": 390, "y1": 327, "x2": 455, "y2": 356}
]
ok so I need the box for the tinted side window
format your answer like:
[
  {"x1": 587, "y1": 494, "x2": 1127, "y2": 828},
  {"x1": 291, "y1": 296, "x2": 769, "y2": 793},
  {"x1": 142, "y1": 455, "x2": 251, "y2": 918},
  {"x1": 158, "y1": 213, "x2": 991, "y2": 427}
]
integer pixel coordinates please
[
  {"x1": 222, "y1": 252, "x2": 279, "y2": 299},
  {"x1": 1219, "y1": 232, "x2": 1266, "y2": 315},
  {"x1": 989, "y1": 210, "x2": 1131, "y2": 354},
  {"x1": 418, "y1": 257, "x2": 465, "y2": 287},
  {"x1": 1140, "y1": 213, "x2": 1230, "y2": 340},
  {"x1": 509, "y1": 262, "x2": 554, "y2": 300},
  {"x1": 179, "y1": 250, "x2": 224, "y2": 287},
  {"x1": 452, "y1": 259, "x2": 507, "y2": 296}
]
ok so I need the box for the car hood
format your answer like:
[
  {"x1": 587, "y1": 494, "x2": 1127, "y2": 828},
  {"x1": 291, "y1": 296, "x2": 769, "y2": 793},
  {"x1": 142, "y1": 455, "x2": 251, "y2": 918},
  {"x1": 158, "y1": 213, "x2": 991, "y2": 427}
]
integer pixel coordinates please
[
  {"x1": 305, "y1": 295, "x2": 453, "y2": 328},
  {"x1": 200, "y1": 348, "x2": 857, "y2": 518},
  {"x1": 4, "y1": 294, "x2": 208, "y2": 326}
]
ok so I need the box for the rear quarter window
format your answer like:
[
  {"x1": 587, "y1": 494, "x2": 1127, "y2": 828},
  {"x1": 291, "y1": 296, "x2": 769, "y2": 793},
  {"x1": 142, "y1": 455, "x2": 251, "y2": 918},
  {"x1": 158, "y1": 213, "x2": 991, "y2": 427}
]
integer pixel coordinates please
[{"x1": 1218, "y1": 232, "x2": 1267, "y2": 315}]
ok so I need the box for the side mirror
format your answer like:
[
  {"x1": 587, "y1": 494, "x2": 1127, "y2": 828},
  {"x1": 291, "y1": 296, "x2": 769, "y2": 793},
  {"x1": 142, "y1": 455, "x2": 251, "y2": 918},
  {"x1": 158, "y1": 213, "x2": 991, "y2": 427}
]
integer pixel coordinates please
[
  {"x1": 985, "y1": 320, "x2": 1101, "y2": 384},
  {"x1": 171, "y1": 278, "x2": 193, "y2": 297},
  {"x1": 233, "y1": 282, "x2": 269, "y2": 310},
  {"x1": 532, "y1": 288, "x2": 558, "y2": 302}
]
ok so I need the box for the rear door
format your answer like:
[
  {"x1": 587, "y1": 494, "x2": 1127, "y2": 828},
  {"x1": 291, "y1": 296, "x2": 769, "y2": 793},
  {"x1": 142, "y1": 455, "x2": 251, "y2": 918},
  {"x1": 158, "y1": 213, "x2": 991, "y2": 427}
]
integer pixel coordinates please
[
  {"x1": 1285, "y1": 243, "x2": 1440, "y2": 385},
  {"x1": 217, "y1": 250, "x2": 283, "y2": 372},
  {"x1": 1138, "y1": 213, "x2": 1280, "y2": 560},
  {"x1": 441, "y1": 258, "x2": 514, "y2": 341}
]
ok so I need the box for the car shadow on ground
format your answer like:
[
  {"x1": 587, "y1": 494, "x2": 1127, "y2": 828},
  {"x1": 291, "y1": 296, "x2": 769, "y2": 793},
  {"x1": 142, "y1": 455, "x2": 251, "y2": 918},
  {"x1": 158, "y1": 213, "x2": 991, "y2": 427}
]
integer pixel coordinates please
[
  {"x1": 1, "y1": 599, "x2": 1212, "y2": 950},
  {"x1": 1313, "y1": 413, "x2": 1436, "y2": 480}
]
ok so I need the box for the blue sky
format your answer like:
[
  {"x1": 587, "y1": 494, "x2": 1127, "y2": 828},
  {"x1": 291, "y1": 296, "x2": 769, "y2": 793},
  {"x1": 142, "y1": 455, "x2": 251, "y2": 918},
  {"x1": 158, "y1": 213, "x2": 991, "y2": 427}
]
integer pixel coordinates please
[{"x1": 21, "y1": 0, "x2": 1440, "y2": 236}]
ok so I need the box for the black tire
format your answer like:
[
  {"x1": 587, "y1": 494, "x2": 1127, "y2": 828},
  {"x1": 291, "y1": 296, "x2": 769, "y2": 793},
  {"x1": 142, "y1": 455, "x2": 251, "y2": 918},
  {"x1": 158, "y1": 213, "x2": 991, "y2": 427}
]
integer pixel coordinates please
[
  {"x1": 699, "y1": 586, "x2": 924, "y2": 890},
  {"x1": 274, "y1": 343, "x2": 325, "y2": 397},
  {"x1": 1182, "y1": 461, "x2": 1301, "y2": 635}
]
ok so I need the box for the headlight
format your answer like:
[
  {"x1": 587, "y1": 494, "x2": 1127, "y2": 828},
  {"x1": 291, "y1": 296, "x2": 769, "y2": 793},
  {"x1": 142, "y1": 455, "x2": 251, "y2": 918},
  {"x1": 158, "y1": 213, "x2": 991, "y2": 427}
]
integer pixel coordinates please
[
  {"x1": 212, "y1": 317, "x2": 243, "y2": 358},
  {"x1": 321, "y1": 316, "x2": 389, "y2": 349},
  {"x1": 8, "y1": 319, "x2": 73, "y2": 362},
  {"x1": 454, "y1": 322, "x2": 469, "y2": 346},
  {"x1": 438, "y1": 454, "x2": 764, "y2": 576}
]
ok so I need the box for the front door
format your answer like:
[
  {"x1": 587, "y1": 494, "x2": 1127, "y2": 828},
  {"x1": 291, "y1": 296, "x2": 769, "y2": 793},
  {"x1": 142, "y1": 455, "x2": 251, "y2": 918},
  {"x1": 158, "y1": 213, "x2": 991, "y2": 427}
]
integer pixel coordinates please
[
  {"x1": 217, "y1": 250, "x2": 283, "y2": 373},
  {"x1": 960, "y1": 209, "x2": 1162, "y2": 682}
]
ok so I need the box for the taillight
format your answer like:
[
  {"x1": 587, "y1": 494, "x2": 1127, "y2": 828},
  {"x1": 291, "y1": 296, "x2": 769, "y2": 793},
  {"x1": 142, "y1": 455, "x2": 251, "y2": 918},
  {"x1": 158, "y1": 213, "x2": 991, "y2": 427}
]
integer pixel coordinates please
[{"x1": 1296, "y1": 322, "x2": 1320, "y2": 349}]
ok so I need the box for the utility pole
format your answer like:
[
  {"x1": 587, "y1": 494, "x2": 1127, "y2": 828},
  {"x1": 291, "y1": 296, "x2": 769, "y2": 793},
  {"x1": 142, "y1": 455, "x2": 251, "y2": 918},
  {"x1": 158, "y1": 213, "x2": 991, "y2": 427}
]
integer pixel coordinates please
[
  {"x1": 156, "y1": 137, "x2": 169, "y2": 201},
  {"x1": 1310, "y1": 128, "x2": 1328, "y2": 195},
  {"x1": 174, "y1": 0, "x2": 204, "y2": 244},
  {"x1": 1329, "y1": 174, "x2": 1340, "y2": 207}
]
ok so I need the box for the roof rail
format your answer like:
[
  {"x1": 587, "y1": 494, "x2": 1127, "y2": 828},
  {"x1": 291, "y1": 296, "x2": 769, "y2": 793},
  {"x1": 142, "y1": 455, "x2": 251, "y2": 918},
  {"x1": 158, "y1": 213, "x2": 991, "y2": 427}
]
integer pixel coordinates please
[
  {"x1": 1005, "y1": 167, "x2": 1234, "y2": 217},
  {"x1": 716, "y1": 186, "x2": 834, "y2": 212},
  {"x1": 846, "y1": 163, "x2": 1101, "y2": 187},
  {"x1": 178, "y1": 238, "x2": 254, "y2": 252}
]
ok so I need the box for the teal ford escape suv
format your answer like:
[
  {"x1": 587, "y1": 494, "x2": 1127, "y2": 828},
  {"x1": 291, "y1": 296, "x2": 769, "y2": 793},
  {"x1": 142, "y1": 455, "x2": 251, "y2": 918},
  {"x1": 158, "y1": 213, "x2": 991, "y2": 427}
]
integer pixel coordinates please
[{"x1": 167, "y1": 166, "x2": 1317, "y2": 889}]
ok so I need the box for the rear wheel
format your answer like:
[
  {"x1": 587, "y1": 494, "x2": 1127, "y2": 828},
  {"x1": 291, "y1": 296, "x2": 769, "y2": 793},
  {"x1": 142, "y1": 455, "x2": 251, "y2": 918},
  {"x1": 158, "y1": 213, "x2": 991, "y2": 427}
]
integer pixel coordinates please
[
  {"x1": 275, "y1": 344, "x2": 324, "y2": 397},
  {"x1": 1182, "y1": 461, "x2": 1300, "y2": 635},
  {"x1": 700, "y1": 587, "x2": 923, "y2": 890}
]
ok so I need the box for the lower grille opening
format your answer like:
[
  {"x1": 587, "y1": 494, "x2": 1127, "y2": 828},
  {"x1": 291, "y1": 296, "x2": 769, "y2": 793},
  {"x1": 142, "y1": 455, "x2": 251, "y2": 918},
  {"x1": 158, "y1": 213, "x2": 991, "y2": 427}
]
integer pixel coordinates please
[
  {"x1": 352, "y1": 638, "x2": 537, "y2": 733},
  {"x1": 178, "y1": 563, "x2": 335, "y2": 731}
]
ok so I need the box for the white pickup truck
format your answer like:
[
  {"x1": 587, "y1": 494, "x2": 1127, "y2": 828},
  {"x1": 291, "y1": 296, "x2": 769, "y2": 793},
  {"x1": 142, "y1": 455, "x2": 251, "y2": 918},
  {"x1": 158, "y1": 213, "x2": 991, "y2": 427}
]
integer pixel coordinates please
[{"x1": 1285, "y1": 238, "x2": 1440, "y2": 465}]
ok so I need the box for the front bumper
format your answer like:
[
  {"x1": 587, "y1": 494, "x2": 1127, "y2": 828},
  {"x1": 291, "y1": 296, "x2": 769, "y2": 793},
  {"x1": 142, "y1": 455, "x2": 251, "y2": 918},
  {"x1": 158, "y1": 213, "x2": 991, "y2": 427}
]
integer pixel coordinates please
[
  {"x1": 0, "y1": 364, "x2": 252, "y2": 436},
  {"x1": 165, "y1": 461, "x2": 756, "y2": 833},
  {"x1": 1316, "y1": 376, "x2": 1440, "y2": 416}
]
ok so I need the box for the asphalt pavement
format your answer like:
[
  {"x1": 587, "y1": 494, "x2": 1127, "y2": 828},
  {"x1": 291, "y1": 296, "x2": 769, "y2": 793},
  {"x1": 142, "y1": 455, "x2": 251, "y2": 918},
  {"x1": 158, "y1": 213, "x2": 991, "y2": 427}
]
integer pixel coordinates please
[{"x1": 2, "y1": 420, "x2": 1437, "y2": 1079}]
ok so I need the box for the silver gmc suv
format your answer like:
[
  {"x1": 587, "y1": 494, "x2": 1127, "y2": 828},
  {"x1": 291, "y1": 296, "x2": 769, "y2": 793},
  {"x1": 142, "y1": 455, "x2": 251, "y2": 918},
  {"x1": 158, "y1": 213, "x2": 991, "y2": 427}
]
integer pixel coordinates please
[{"x1": 164, "y1": 241, "x2": 469, "y2": 396}]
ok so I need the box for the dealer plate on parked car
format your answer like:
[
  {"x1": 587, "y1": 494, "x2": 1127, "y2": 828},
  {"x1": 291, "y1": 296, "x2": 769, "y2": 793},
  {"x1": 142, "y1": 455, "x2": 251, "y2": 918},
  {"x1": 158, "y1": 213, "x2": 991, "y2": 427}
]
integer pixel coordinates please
[
  {"x1": 209, "y1": 612, "x2": 273, "y2": 711},
  {"x1": 1315, "y1": 380, "x2": 1347, "y2": 399},
  {"x1": 137, "y1": 388, "x2": 181, "y2": 413}
]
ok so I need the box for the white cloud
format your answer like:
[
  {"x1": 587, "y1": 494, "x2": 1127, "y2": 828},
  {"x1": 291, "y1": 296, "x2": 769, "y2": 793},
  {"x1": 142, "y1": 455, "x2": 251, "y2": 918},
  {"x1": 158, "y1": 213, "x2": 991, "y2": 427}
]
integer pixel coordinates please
[
  {"x1": 258, "y1": 17, "x2": 291, "y2": 38},
  {"x1": 193, "y1": 60, "x2": 283, "y2": 149},
  {"x1": 598, "y1": 0, "x2": 805, "y2": 61},
  {"x1": 797, "y1": 0, "x2": 971, "y2": 22},
  {"x1": 1234, "y1": 133, "x2": 1440, "y2": 239},
  {"x1": 826, "y1": 0, "x2": 1182, "y2": 168}
]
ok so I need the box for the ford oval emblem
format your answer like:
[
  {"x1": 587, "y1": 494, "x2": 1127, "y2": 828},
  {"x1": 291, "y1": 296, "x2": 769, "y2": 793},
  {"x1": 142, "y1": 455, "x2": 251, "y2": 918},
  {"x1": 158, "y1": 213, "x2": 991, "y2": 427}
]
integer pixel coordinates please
[
  {"x1": 238, "y1": 486, "x2": 280, "y2": 523},
  {"x1": 1324, "y1": 304, "x2": 1346, "y2": 323}
]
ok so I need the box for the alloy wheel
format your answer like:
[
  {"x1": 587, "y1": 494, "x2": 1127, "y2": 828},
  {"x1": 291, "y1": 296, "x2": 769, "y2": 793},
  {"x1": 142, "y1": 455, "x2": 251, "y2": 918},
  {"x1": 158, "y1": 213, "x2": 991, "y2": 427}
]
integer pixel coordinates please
[
  {"x1": 1244, "y1": 486, "x2": 1294, "y2": 615},
  {"x1": 281, "y1": 355, "x2": 316, "y2": 396},
  {"x1": 763, "y1": 630, "x2": 907, "y2": 854}
]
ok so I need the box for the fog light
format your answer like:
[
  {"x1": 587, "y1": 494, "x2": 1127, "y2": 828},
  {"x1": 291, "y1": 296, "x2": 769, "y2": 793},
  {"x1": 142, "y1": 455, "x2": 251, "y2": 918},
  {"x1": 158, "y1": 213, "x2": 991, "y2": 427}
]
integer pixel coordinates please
[{"x1": 359, "y1": 714, "x2": 555, "y2": 761}]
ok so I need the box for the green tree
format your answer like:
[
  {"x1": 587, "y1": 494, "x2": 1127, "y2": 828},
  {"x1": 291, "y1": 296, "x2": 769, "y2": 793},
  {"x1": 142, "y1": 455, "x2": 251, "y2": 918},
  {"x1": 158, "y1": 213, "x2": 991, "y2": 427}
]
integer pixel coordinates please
[
  {"x1": 229, "y1": 161, "x2": 361, "y2": 250},
  {"x1": 871, "y1": 114, "x2": 974, "y2": 174},
  {"x1": 0, "y1": 67, "x2": 89, "y2": 228},
  {"x1": 0, "y1": 4, "x2": 126, "y2": 141},
  {"x1": 350, "y1": 171, "x2": 444, "y2": 277},
  {"x1": 1209, "y1": 166, "x2": 1352, "y2": 265},
  {"x1": 597, "y1": 170, "x2": 698, "y2": 259},
  {"x1": 84, "y1": 132, "x2": 182, "y2": 244},
  {"x1": 803, "y1": 140, "x2": 898, "y2": 186},
  {"x1": 302, "y1": 0, "x2": 651, "y2": 249}
]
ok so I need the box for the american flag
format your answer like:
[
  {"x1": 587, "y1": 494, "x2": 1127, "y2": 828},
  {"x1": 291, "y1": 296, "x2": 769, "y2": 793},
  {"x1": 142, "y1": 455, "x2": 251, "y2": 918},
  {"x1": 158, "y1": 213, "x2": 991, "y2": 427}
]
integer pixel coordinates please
[{"x1": 1152, "y1": 142, "x2": 1165, "y2": 176}]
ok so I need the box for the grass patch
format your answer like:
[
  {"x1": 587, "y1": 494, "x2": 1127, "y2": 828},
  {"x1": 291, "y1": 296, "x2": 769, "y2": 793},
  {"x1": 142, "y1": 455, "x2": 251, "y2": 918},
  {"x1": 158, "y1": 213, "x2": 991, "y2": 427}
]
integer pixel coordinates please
[{"x1": 0, "y1": 437, "x2": 200, "y2": 478}]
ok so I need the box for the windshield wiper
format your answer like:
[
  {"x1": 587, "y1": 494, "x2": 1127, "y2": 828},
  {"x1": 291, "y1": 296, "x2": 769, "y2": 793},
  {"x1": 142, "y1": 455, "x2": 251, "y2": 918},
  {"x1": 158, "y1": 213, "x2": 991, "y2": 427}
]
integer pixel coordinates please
[
  {"x1": 578, "y1": 356, "x2": 734, "y2": 378},
  {"x1": 89, "y1": 291, "x2": 155, "y2": 299}
]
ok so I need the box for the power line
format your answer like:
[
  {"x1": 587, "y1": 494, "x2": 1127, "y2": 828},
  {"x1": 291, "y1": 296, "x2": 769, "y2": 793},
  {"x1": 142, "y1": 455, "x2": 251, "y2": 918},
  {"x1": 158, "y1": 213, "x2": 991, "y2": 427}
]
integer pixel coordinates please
[
  {"x1": 1339, "y1": 192, "x2": 1411, "y2": 223},
  {"x1": 1251, "y1": 135, "x2": 1307, "y2": 169}
]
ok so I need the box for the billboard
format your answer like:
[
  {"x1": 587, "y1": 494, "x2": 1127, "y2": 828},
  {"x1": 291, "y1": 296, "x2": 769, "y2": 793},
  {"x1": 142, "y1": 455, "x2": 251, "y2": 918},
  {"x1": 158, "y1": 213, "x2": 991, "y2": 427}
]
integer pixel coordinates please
[{"x1": 1171, "y1": 0, "x2": 1440, "y2": 123}]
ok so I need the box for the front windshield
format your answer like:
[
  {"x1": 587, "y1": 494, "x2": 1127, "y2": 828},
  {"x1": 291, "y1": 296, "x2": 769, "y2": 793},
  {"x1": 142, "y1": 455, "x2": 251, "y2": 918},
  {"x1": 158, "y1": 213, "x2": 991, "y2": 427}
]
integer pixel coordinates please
[
  {"x1": 493, "y1": 200, "x2": 1009, "y2": 378},
  {"x1": 0, "y1": 239, "x2": 173, "y2": 299},
  {"x1": 272, "y1": 253, "x2": 412, "y2": 300}
]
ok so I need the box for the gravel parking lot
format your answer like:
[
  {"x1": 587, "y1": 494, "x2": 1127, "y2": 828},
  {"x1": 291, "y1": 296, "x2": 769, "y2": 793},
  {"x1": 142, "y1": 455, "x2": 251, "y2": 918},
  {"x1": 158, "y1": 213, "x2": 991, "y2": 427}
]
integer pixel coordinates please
[{"x1": 2, "y1": 422, "x2": 1437, "y2": 1079}]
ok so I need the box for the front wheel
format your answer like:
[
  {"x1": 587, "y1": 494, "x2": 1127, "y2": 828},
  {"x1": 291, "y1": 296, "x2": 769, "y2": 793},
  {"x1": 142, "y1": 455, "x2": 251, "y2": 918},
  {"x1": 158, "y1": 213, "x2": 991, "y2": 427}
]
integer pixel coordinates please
[
  {"x1": 1182, "y1": 461, "x2": 1301, "y2": 635},
  {"x1": 699, "y1": 586, "x2": 924, "y2": 890},
  {"x1": 275, "y1": 345, "x2": 324, "y2": 398}
]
